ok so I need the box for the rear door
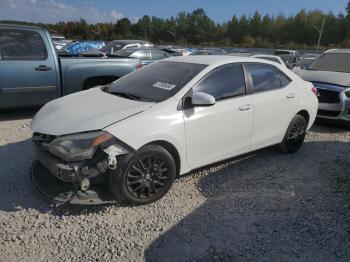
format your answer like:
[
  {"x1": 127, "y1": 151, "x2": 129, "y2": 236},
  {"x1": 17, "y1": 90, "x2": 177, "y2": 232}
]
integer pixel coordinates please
[
  {"x1": 0, "y1": 28, "x2": 58, "y2": 108},
  {"x1": 244, "y1": 63, "x2": 298, "y2": 149}
]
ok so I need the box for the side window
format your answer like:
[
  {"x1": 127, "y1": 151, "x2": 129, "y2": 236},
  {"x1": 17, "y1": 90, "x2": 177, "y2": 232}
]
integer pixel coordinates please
[
  {"x1": 194, "y1": 64, "x2": 246, "y2": 100},
  {"x1": 130, "y1": 50, "x2": 151, "y2": 61},
  {"x1": 151, "y1": 51, "x2": 167, "y2": 60},
  {"x1": 0, "y1": 29, "x2": 47, "y2": 60},
  {"x1": 280, "y1": 73, "x2": 291, "y2": 87},
  {"x1": 246, "y1": 63, "x2": 291, "y2": 92}
]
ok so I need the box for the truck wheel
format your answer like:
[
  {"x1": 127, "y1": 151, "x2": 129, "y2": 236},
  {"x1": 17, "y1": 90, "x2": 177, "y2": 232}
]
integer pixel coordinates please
[
  {"x1": 280, "y1": 115, "x2": 307, "y2": 154},
  {"x1": 110, "y1": 145, "x2": 176, "y2": 205}
]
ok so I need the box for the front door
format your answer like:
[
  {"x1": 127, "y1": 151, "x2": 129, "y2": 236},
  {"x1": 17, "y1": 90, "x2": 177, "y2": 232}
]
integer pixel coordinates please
[{"x1": 183, "y1": 63, "x2": 254, "y2": 169}]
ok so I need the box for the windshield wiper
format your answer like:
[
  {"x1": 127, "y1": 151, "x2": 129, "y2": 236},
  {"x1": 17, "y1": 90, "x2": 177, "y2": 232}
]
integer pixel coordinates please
[{"x1": 110, "y1": 90, "x2": 141, "y2": 101}]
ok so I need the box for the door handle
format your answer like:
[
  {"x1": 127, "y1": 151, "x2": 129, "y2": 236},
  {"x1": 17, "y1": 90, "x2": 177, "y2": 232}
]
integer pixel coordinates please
[
  {"x1": 35, "y1": 65, "x2": 52, "y2": 71},
  {"x1": 287, "y1": 93, "x2": 296, "y2": 99},
  {"x1": 239, "y1": 104, "x2": 252, "y2": 111}
]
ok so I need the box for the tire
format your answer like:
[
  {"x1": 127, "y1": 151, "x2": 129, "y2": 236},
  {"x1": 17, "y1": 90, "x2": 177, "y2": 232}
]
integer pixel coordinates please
[
  {"x1": 109, "y1": 145, "x2": 176, "y2": 205},
  {"x1": 280, "y1": 114, "x2": 307, "y2": 154}
]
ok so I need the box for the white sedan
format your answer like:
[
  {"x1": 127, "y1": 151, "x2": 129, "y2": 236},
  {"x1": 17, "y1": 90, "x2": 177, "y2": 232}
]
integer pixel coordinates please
[{"x1": 31, "y1": 56, "x2": 318, "y2": 205}]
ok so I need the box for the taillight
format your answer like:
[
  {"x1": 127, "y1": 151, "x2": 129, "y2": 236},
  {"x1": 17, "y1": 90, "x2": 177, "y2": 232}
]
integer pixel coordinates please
[
  {"x1": 136, "y1": 64, "x2": 142, "y2": 70},
  {"x1": 311, "y1": 86, "x2": 319, "y2": 96}
]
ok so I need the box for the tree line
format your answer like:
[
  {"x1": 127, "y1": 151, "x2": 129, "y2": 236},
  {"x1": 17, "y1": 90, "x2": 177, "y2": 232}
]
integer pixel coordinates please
[{"x1": 2, "y1": 1, "x2": 350, "y2": 50}]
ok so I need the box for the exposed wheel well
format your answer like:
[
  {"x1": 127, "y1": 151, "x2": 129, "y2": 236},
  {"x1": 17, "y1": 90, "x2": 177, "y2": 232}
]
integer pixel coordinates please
[
  {"x1": 83, "y1": 76, "x2": 119, "y2": 90},
  {"x1": 146, "y1": 141, "x2": 181, "y2": 177},
  {"x1": 296, "y1": 110, "x2": 310, "y2": 126}
]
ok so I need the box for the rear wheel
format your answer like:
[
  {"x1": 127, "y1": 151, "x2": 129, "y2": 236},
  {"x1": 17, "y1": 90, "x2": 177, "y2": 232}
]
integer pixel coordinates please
[
  {"x1": 110, "y1": 145, "x2": 176, "y2": 205},
  {"x1": 280, "y1": 115, "x2": 307, "y2": 154}
]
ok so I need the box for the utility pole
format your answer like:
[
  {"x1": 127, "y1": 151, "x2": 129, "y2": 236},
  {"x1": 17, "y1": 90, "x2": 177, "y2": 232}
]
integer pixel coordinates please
[{"x1": 314, "y1": 17, "x2": 326, "y2": 51}]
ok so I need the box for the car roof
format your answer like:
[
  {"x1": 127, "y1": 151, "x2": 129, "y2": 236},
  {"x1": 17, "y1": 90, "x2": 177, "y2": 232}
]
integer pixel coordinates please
[
  {"x1": 166, "y1": 55, "x2": 276, "y2": 66},
  {"x1": 325, "y1": 49, "x2": 350, "y2": 54}
]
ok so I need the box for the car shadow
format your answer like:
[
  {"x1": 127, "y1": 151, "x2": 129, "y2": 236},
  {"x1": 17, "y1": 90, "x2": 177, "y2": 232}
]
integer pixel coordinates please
[
  {"x1": 145, "y1": 140, "x2": 350, "y2": 262},
  {"x1": 313, "y1": 120, "x2": 350, "y2": 132}
]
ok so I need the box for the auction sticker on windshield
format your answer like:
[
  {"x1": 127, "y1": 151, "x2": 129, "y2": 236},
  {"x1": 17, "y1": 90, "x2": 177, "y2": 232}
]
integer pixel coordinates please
[{"x1": 152, "y1": 82, "x2": 176, "y2": 90}]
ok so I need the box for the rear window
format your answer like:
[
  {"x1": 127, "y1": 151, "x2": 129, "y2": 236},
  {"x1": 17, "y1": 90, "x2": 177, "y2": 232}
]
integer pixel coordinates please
[
  {"x1": 308, "y1": 53, "x2": 350, "y2": 73},
  {"x1": 107, "y1": 61, "x2": 207, "y2": 102},
  {"x1": 0, "y1": 29, "x2": 47, "y2": 60},
  {"x1": 246, "y1": 63, "x2": 291, "y2": 92}
]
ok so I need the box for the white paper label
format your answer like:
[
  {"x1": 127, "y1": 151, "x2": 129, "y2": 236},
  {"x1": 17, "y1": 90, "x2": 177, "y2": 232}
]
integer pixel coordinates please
[{"x1": 152, "y1": 82, "x2": 176, "y2": 90}]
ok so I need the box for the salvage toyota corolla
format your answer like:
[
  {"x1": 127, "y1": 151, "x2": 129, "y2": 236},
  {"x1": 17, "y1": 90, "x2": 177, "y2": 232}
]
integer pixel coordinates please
[{"x1": 31, "y1": 55, "x2": 318, "y2": 205}]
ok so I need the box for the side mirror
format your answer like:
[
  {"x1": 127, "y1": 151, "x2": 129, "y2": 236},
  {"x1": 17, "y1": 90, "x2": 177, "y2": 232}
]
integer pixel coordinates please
[{"x1": 191, "y1": 92, "x2": 216, "y2": 106}]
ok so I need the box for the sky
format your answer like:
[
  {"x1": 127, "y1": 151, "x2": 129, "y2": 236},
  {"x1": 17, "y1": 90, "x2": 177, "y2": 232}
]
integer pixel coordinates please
[{"x1": 0, "y1": 0, "x2": 349, "y2": 24}]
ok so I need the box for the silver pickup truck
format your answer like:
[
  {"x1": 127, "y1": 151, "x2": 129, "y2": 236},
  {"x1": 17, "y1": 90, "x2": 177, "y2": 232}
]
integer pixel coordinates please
[{"x1": 0, "y1": 24, "x2": 141, "y2": 109}]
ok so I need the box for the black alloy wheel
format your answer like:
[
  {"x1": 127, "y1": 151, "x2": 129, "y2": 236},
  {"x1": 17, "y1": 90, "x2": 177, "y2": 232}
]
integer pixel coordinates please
[
  {"x1": 280, "y1": 115, "x2": 307, "y2": 154},
  {"x1": 287, "y1": 118, "x2": 306, "y2": 150},
  {"x1": 110, "y1": 145, "x2": 176, "y2": 205},
  {"x1": 126, "y1": 157, "x2": 170, "y2": 199}
]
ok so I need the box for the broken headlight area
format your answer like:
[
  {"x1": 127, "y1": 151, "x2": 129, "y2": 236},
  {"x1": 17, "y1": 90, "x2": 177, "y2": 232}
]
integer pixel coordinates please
[
  {"x1": 31, "y1": 131, "x2": 132, "y2": 204},
  {"x1": 39, "y1": 131, "x2": 114, "y2": 162}
]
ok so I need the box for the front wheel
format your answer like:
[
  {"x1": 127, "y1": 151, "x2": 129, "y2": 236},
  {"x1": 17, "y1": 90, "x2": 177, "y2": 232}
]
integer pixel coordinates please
[
  {"x1": 280, "y1": 115, "x2": 307, "y2": 154},
  {"x1": 110, "y1": 145, "x2": 176, "y2": 205}
]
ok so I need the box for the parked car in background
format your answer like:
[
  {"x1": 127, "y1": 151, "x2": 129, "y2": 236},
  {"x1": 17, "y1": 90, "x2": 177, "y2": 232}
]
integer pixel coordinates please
[
  {"x1": 31, "y1": 55, "x2": 318, "y2": 205},
  {"x1": 157, "y1": 46, "x2": 185, "y2": 56},
  {"x1": 112, "y1": 48, "x2": 172, "y2": 66},
  {"x1": 294, "y1": 53, "x2": 321, "y2": 70},
  {"x1": 50, "y1": 34, "x2": 72, "y2": 50},
  {"x1": 274, "y1": 49, "x2": 302, "y2": 68},
  {"x1": 0, "y1": 24, "x2": 142, "y2": 109},
  {"x1": 228, "y1": 53, "x2": 287, "y2": 67},
  {"x1": 191, "y1": 48, "x2": 228, "y2": 55},
  {"x1": 252, "y1": 54, "x2": 287, "y2": 67},
  {"x1": 101, "y1": 40, "x2": 153, "y2": 55},
  {"x1": 294, "y1": 49, "x2": 350, "y2": 125},
  {"x1": 173, "y1": 48, "x2": 193, "y2": 56},
  {"x1": 58, "y1": 40, "x2": 105, "y2": 56},
  {"x1": 51, "y1": 34, "x2": 65, "y2": 42}
]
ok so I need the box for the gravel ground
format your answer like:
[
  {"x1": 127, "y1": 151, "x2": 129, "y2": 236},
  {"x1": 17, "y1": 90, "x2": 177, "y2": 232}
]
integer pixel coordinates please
[{"x1": 0, "y1": 109, "x2": 349, "y2": 262}]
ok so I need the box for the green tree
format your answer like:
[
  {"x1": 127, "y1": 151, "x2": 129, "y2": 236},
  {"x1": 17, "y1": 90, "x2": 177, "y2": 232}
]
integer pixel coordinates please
[
  {"x1": 114, "y1": 18, "x2": 132, "y2": 37},
  {"x1": 2, "y1": 1, "x2": 350, "y2": 49}
]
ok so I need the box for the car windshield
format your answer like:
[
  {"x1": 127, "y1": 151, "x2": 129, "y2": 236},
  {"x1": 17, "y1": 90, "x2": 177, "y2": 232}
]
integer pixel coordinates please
[
  {"x1": 106, "y1": 61, "x2": 207, "y2": 102},
  {"x1": 308, "y1": 53, "x2": 350, "y2": 73}
]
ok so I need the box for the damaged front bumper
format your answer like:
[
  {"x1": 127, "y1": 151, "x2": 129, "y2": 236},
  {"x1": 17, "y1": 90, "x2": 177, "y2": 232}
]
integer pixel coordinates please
[
  {"x1": 31, "y1": 132, "x2": 131, "y2": 205},
  {"x1": 30, "y1": 161, "x2": 115, "y2": 205}
]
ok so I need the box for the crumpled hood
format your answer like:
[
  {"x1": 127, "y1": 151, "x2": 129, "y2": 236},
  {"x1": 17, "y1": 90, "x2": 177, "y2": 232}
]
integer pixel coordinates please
[
  {"x1": 294, "y1": 68, "x2": 350, "y2": 87},
  {"x1": 31, "y1": 87, "x2": 154, "y2": 136}
]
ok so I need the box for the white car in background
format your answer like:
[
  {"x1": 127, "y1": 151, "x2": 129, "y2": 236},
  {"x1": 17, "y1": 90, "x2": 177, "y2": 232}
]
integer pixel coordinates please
[
  {"x1": 31, "y1": 56, "x2": 318, "y2": 205},
  {"x1": 294, "y1": 49, "x2": 350, "y2": 124},
  {"x1": 228, "y1": 53, "x2": 288, "y2": 68},
  {"x1": 252, "y1": 54, "x2": 288, "y2": 67}
]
